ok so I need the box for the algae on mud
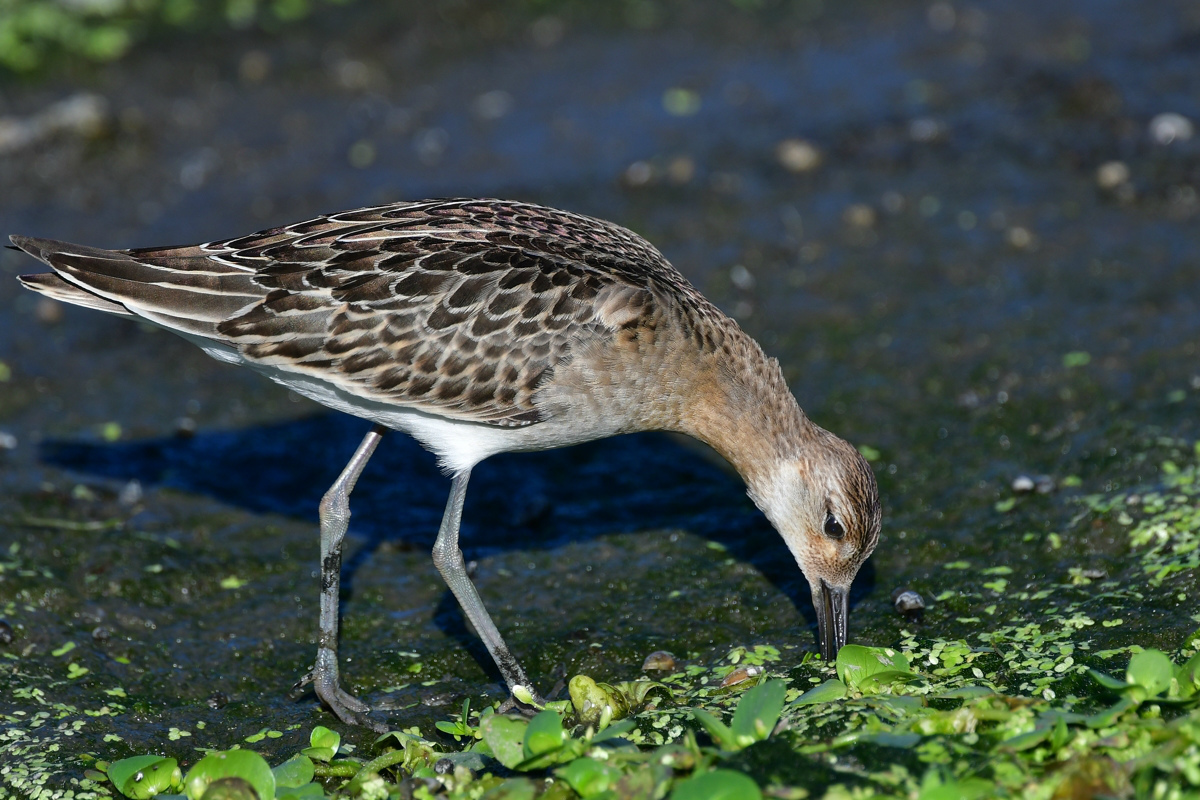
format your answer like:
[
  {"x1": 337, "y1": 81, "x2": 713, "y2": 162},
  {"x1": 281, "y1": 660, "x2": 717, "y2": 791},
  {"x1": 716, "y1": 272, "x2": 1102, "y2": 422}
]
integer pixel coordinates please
[
  {"x1": 7, "y1": 438, "x2": 1200, "y2": 798},
  {"x1": 4, "y1": 0, "x2": 1200, "y2": 796}
]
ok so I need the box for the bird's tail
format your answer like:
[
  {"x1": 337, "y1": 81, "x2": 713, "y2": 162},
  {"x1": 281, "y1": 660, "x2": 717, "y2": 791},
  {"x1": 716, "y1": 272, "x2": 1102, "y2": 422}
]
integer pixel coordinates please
[{"x1": 10, "y1": 235, "x2": 263, "y2": 338}]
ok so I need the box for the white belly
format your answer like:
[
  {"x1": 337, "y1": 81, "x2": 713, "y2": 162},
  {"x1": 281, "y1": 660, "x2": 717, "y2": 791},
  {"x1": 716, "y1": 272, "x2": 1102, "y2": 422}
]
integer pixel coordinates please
[{"x1": 188, "y1": 336, "x2": 617, "y2": 474}]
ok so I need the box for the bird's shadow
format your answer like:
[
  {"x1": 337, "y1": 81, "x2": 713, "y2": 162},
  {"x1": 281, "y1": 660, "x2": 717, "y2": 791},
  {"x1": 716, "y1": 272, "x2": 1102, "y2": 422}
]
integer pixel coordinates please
[{"x1": 40, "y1": 413, "x2": 875, "y2": 681}]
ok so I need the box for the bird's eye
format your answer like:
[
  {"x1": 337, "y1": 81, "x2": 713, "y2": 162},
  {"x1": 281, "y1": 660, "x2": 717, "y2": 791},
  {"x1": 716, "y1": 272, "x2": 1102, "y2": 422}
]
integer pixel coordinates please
[{"x1": 824, "y1": 512, "x2": 845, "y2": 539}]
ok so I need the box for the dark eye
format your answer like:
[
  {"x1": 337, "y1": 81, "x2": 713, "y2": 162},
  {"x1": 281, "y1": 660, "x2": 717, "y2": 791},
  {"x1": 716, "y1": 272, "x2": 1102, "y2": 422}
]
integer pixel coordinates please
[{"x1": 824, "y1": 512, "x2": 845, "y2": 540}]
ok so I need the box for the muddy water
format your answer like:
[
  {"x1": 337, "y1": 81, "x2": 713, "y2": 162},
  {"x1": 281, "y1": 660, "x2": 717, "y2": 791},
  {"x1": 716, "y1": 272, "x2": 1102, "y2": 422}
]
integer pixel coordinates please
[{"x1": 1, "y1": 0, "x2": 1198, "y2": 780}]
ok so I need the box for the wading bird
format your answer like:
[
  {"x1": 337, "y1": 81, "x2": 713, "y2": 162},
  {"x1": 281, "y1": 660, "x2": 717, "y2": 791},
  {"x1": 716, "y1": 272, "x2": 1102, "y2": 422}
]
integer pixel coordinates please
[{"x1": 13, "y1": 198, "x2": 881, "y2": 730}]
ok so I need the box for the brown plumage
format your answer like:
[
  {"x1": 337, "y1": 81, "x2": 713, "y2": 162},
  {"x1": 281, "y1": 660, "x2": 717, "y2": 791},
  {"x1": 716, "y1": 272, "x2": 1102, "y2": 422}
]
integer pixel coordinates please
[{"x1": 13, "y1": 198, "x2": 880, "y2": 730}]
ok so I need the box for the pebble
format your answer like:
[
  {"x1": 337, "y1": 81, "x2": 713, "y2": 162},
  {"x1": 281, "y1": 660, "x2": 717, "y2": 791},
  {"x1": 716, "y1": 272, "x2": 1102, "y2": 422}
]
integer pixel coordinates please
[
  {"x1": 0, "y1": 431, "x2": 16, "y2": 451},
  {"x1": 0, "y1": 93, "x2": 110, "y2": 155},
  {"x1": 1095, "y1": 160, "x2": 1130, "y2": 190},
  {"x1": 118, "y1": 479, "x2": 143, "y2": 506},
  {"x1": 843, "y1": 203, "x2": 877, "y2": 228},
  {"x1": 1012, "y1": 475, "x2": 1035, "y2": 493},
  {"x1": 891, "y1": 588, "x2": 925, "y2": 620},
  {"x1": 91, "y1": 625, "x2": 112, "y2": 643},
  {"x1": 0, "y1": 620, "x2": 13, "y2": 645},
  {"x1": 37, "y1": 297, "x2": 64, "y2": 324},
  {"x1": 1012, "y1": 474, "x2": 1056, "y2": 494},
  {"x1": 642, "y1": 650, "x2": 678, "y2": 671},
  {"x1": 1149, "y1": 112, "x2": 1194, "y2": 145},
  {"x1": 776, "y1": 138, "x2": 822, "y2": 173}
]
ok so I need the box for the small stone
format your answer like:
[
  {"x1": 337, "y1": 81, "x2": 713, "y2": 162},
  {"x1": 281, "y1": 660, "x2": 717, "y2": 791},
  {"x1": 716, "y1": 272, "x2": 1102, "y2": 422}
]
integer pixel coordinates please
[
  {"x1": 908, "y1": 117, "x2": 943, "y2": 142},
  {"x1": 1012, "y1": 475, "x2": 1035, "y2": 493},
  {"x1": 729, "y1": 264, "x2": 756, "y2": 291},
  {"x1": 642, "y1": 650, "x2": 678, "y2": 671},
  {"x1": 0, "y1": 620, "x2": 14, "y2": 645},
  {"x1": 1149, "y1": 112, "x2": 1194, "y2": 145},
  {"x1": 891, "y1": 588, "x2": 925, "y2": 619},
  {"x1": 472, "y1": 90, "x2": 513, "y2": 121},
  {"x1": 118, "y1": 479, "x2": 143, "y2": 506},
  {"x1": 776, "y1": 138, "x2": 822, "y2": 173},
  {"x1": 37, "y1": 297, "x2": 64, "y2": 324},
  {"x1": 1007, "y1": 226, "x2": 1034, "y2": 249},
  {"x1": 1095, "y1": 160, "x2": 1130, "y2": 190},
  {"x1": 91, "y1": 625, "x2": 112, "y2": 643},
  {"x1": 843, "y1": 203, "x2": 877, "y2": 229},
  {"x1": 0, "y1": 431, "x2": 16, "y2": 451},
  {"x1": 238, "y1": 50, "x2": 270, "y2": 84},
  {"x1": 666, "y1": 156, "x2": 696, "y2": 185},
  {"x1": 622, "y1": 160, "x2": 654, "y2": 187},
  {"x1": 175, "y1": 417, "x2": 197, "y2": 438},
  {"x1": 1080, "y1": 568, "x2": 1107, "y2": 580}
]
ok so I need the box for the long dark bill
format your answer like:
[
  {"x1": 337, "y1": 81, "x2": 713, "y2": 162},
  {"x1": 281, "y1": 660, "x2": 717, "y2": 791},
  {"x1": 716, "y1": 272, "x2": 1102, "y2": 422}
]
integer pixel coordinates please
[{"x1": 813, "y1": 579, "x2": 848, "y2": 661}]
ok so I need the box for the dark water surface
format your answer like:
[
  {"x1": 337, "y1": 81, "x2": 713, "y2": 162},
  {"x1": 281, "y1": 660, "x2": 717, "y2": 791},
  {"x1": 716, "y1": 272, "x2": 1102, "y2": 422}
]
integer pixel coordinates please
[{"x1": 2, "y1": 0, "x2": 1199, "y2": 784}]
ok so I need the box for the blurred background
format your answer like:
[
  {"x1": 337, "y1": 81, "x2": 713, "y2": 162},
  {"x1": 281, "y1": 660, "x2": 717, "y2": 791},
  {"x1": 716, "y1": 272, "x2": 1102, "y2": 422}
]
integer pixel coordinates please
[{"x1": 1, "y1": 0, "x2": 1199, "y2": 780}]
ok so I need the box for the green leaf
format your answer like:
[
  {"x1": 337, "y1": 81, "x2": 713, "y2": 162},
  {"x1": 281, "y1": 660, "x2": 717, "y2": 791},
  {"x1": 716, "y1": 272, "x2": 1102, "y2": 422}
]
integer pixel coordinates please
[
  {"x1": 271, "y1": 754, "x2": 314, "y2": 789},
  {"x1": 1087, "y1": 668, "x2": 1130, "y2": 691},
  {"x1": 476, "y1": 777, "x2": 538, "y2": 799},
  {"x1": 568, "y1": 675, "x2": 630, "y2": 728},
  {"x1": 610, "y1": 679, "x2": 672, "y2": 709},
  {"x1": 690, "y1": 708, "x2": 738, "y2": 751},
  {"x1": 836, "y1": 645, "x2": 918, "y2": 693},
  {"x1": 917, "y1": 776, "x2": 994, "y2": 800},
  {"x1": 301, "y1": 725, "x2": 340, "y2": 762},
  {"x1": 196, "y1": 777, "x2": 260, "y2": 800},
  {"x1": 1084, "y1": 695, "x2": 1139, "y2": 728},
  {"x1": 729, "y1": 679, "x2": 786, "y2": 745},
  {"x1": 1126, "y1": 649, "x2": 1175, "y2": 697},
  {"x1": 480, "y1": 714, "x2": 529, "y2": 769},
  {"x1": 857, "y1": 668, "x2": 923, "y2": 692},
  {"x1": 670, "y1": 769, "x2": 763, "y2": 800},
  {"x1": 556, "y1": 757, "x2": 622, "y2": 797},
  {"x1": 592, "y1": 718, "x2": 637, "y2": 744},
  {"x1": 183, "y1": 750, "x2": 274, "y2": 800},
  {"x1": 522, "y1": 709, "x2": 566, "y2": 758},
  {"x1": 791, "y1": 678, "x2": 847, "y2": 707},
  {"x1": 997, "y1": 727, "x2": 1050, "y2": 752},
  {"x1": 934, "y1": 686, "x2": 994, "y2": 700},
  {"x1": 1176, "y1": 652, "x2": 1200, "y2": 698},
  {"x1": 276, "y1": 783, "x2": 325, "y2": 800},
  {"x1": 107, "y1": 755, "x2": 182, "y2": 800}
]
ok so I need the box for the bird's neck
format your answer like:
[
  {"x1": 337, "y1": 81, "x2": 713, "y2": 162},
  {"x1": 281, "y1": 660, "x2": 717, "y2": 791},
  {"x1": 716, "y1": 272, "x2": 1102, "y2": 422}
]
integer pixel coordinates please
[{"x1": 674, "y1": 331, "x2": 811, "y2": 492}]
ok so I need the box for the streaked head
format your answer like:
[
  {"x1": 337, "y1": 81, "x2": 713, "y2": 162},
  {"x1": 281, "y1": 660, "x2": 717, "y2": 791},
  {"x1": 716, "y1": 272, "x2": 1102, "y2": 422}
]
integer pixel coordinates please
[{"x1": 749, "y1": 428, "x2": 882, "y2": 661}]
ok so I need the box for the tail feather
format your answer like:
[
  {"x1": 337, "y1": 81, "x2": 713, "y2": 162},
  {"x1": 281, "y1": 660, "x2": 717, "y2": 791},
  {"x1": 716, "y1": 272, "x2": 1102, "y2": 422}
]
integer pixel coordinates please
[
  {"x1": 11, "y1": 234, "x2": 266, "y2": 329},
  {"x1": 17, "y1": 272, "x2": 133, "y2": 316}
]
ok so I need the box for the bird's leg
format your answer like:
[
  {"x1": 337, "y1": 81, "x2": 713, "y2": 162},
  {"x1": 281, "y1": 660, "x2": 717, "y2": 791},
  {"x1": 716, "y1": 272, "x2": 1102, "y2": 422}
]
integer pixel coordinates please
[
  {"x1": 296, "y1": 424, "x2": 387, "y2": 732},
  {"x1": 432, "y1": 469, "x2": 544, "y2": 707}
]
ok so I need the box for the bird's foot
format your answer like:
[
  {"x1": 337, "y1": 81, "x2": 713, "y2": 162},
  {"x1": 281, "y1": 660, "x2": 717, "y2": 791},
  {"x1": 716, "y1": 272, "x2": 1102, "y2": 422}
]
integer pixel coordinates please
[{"x1": 293, "y1": 669, "x2": 388, "y2": 733}]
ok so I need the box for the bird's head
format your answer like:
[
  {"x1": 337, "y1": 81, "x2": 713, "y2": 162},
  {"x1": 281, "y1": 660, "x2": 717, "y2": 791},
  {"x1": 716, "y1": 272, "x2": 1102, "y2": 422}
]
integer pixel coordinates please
[{"x1": 749, "y1": 429, "x2": 882, "y2": 661}]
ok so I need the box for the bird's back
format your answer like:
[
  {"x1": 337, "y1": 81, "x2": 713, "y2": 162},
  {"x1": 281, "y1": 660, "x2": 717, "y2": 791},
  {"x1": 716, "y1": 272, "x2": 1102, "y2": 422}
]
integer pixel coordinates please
[{"x1": 15, "y1": 199, "x2": 720, "y2": 431}]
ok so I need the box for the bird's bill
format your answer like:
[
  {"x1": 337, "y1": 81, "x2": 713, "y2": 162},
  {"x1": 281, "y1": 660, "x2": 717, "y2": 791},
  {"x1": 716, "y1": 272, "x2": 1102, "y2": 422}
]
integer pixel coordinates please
[{"x1": 813, "y1": 579, "x2": 848, "y2": 661}]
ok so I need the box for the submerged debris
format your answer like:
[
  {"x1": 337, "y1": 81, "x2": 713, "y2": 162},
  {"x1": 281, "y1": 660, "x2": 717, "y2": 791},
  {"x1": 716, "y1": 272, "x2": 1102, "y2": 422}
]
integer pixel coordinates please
[{"x1": 719, "y1": 665, "x2": 763, "y2": 688}]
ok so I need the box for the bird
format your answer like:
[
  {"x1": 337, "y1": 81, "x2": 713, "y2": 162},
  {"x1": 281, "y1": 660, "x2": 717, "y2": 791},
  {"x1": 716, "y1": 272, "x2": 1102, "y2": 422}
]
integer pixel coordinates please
[{"x1": 12, "y1": 198, "x2": 881, "y2": 731}]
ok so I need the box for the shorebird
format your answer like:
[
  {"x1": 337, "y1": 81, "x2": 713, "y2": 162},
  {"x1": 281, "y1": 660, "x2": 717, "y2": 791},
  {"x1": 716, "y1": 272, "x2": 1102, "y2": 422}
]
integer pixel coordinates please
[{"x1": 12, "y1": 198, "x2": 881, "y2": 730}]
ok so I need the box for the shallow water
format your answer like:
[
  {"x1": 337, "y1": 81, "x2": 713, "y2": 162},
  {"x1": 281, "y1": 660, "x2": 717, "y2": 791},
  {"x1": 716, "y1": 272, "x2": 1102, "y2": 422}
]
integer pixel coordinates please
[{"x1": 1, "y1": 0, "x2": 1199, "y2": 784}]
